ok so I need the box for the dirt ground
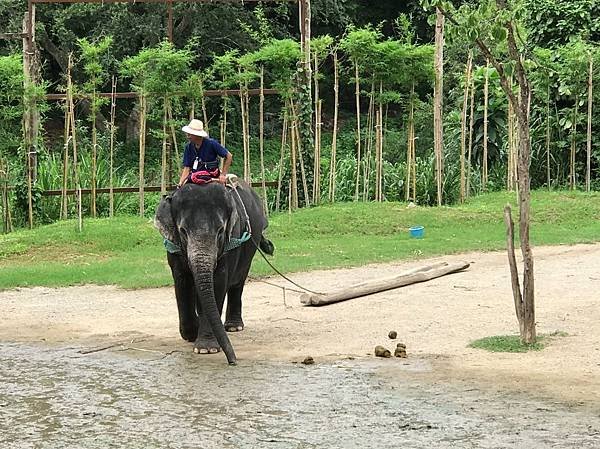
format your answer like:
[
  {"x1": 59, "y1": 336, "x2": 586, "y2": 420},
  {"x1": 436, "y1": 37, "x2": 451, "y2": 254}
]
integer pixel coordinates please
[{"x1": 2, "y1": 243, "x2": 600, "y2": 408}]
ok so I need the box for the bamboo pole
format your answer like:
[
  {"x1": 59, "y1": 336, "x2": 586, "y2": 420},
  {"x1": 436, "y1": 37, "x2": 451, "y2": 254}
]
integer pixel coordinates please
[
  {"x1": 466, "y1": 62, "x2": 475, "y2": 199},
  {"x1": 328, "y1": 51, "x2": 339, "y2": 203},
  {"x1": 354, "y1": 61, "x2": 361, "y2": 201},
  {"x1": 544, "y1": 83, "x2": 551, "y2": 190},
  {"x1": 61, "y1": 96, "x2": 70, "y2": 220},
  {"x1": 363, "y1": 80, "x2": 375, "y2": 201},
  {"x1": 109, "y1": 75, "x2": 116, "y2": 217},
  {"x1": 167, "y1": 102, "x2": 180, "y2": 174},
  {"x1": 483, "y1": 59, "x2": 489, "y2": 188},
  {"x1": 291, "y1": 100, "x2": 310, "y2": 207},
  {"x1": 91, "y1": 87, "x2": 98, "y2": 218},
  {"x1": 406, "y1": 85, "x2": 415, "y2": 202},
  {"x1": 259, "y1": 67, "x2": 268, "y2": 214},
  {"x1": 586, "y1": 54, "x2": 593, "y2": 192},
  {"x1": 1, "y1": 159, "x2": 11, "y2": 233},
  {"x1": 314, "y1": 99, "x2": 322, "y2": 204},
  {"x1": 570, "y1": 95, "x2": 578, "y2": 190},
  {"x1": 313, "y1": 51, "x2": 320, "y2": 205},
  {"x1": 289, "y1": 99, "x2": 299, "y2": 210},
  {"x1": 433, "y1": 8, "x2": 445, "y2": 206},
  {"x1": 459, "y1": 52, "x2": 472, "y2": 203},
  {"x1": 375, "y1": 84, "x2": 383, "y2": 202},
  {"x1": 139, "y1": 94, "x2": 147, "y2": 217},
  {"x1": 68, "y1": 64, "x2": 81, "y2": 232},
  {"x1": 276, "y1": 106, "x2": 288, "y2": 212},
  {"x1": 200, "y1": 79, "x2": 209, "y2": 132},
  {"x1": 161, "y1": 97, "x2": 168, "y2": 196}
]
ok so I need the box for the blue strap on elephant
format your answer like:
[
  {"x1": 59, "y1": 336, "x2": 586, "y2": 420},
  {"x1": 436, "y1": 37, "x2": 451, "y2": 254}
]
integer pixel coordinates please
[
  {"x1": 164, "y1": 238, "x2": 182, "y2": 254},
  {"x1": 223, "y1": 231, "x2": 251, "y2": 253}
]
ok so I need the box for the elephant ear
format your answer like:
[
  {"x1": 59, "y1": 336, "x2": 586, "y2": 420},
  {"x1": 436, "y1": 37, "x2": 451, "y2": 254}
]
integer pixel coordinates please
[{"x1": 154, "y1": 195, "x2": 179, "y2": 245}]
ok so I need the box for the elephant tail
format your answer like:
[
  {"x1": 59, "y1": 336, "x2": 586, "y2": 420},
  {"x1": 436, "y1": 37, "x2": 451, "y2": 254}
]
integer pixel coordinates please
[{"x1": 259, "y1": 235, "x2": 275, "y2": 256}]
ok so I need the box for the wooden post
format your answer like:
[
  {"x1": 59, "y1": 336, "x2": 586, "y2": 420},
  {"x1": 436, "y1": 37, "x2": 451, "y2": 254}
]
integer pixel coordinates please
[
  {"x1": 353, "y1": 61, "x2": 361, "y2": 202},
  {"x1": 61, "y1": 95, "x2": 70, "y2": 220},
  {"x1": 276, "y1": 106, "x2": 288, "y2": 212},
  {"x1": 259, "y1": 67, "x2": 268, "y2": 214},
  {"x1": 459, "y1": 52, "x2": 472, "y2": 203},
  {"x1": 161, "y1": 97, "x2": 168, "y2": 196},
  {"x1": 570, "y1": 95, "x2": 578, "y2": 190},
  {"x1": 328, "y1": 51, "x2": 339, "y2": 203},
  {"x1": 167, "y1": 0, "x2": 174, "y2": 43},
  {"x1": 139, "y1": 94, "x2": 147, "y2": 217},
  {"x1": 109, "y1": 75, "x2": 116, "y2": 217},
  {"x1": 23, "y1": 4, "x2": 39, "y2": 228},
  {"x1": 586, "y1": 54, "x2": 593, "y2": 193},
  {"x1": 483, "y1": 59, "x2": 489, "y2": 189},
  {"x1": 298, "y1": 0, "x2": 313, "y2": 203},
  {"x1": 466, "y1": 62, "x2": 475, "y2": 199},
  {"x1": 433, "y1": 7, "x2": 445, "y2": 206}
]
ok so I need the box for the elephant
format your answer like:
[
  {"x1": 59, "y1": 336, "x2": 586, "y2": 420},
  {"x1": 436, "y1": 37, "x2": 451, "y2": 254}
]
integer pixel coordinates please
[{"x1": 154, "y1": 179, "x2": 274, "y2": 365}]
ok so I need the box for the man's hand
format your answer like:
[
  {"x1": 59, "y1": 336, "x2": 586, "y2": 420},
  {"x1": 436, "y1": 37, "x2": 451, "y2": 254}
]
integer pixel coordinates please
[{"x1": 218, "y1": 174, "x2": 227, "y2": 184}]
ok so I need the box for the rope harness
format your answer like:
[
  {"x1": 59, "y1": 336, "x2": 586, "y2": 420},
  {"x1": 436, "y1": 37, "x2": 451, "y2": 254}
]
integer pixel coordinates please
[{"x1": 163, "y1": 176, "x2": 251, "y2": 255}]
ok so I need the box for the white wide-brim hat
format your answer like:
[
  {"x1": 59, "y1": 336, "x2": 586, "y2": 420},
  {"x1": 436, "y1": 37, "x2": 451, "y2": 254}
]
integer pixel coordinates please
[{"x1": 182, "y1": 119, "x2": 208, "y2": 137}]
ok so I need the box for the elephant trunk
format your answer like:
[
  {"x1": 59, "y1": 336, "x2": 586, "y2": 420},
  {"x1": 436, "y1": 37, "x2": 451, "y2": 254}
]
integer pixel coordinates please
[{"x1": 193, "y1": 270, "x2": 237, "y2": 366}]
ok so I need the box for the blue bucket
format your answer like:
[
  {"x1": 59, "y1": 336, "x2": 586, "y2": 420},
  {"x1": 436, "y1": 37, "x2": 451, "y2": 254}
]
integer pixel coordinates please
[{"x1": 409, "y1": 225, "x2": 424, "y2": 239}]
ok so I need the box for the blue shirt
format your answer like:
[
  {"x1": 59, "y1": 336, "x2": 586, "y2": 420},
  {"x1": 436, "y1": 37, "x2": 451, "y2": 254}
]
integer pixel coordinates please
[{"x1": 182, "y1": 138, "x2": 229, "y2": 172}]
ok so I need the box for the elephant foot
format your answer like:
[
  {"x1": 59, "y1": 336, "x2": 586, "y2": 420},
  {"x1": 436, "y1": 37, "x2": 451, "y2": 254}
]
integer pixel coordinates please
[
  {"x1": 193, "y1": 337, "x2": 220, "y2": 354},
  {"x1": 224, "y1": 319, "x2": 244, "y2": 332},
  {"x1": 180, "y1": 324, "x2": 199, "y2": 342}
]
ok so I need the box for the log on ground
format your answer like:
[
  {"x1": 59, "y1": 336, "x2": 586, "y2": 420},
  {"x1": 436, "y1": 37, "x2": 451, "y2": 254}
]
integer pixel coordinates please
[{"x1": 300, "y1": 261, "x2": 470, "y2": 307}]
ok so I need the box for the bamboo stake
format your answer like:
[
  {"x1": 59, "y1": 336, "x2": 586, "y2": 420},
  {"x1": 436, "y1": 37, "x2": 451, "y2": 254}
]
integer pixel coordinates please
[
  {"x1": 546, "y1": 82, "x2": 551, "y2": 190},
  {"x1": 1, "y1": 159, "x2": 10, "y2": 233},
  {"x1": 61, "y1": 96, "x2": 70, "y2": 220},
  {"x1": 91, "y1": 87, "x2": 98, "y2": 218},
  {"x1": 586, "y1": 54, "x2": 593, "y2": 192},
  {"x1": 289, "y1": 99, "x2": 299, "y2": 210},
  {"x1": 466, "y1": 63, "x2": 475, "y2": 198},
  {"x1": 161, "y1": 97, "x2": 168, "y2": 196},
  {"x1": 276, "y1": 106, "x2": 288, "y2": 212},
  {"x1": 410, "y1": 94, "x2": 416, "y2": 201},
  {"x1": 259, "y1": 67, "x2": 268, "y2": 214},
  {"x1": 313, "y1": 51, "x2": 320, "y2": 205},
  {"x1": 363, "y1": 80, "x2": 375, "y2": 201},
  {"x1": 328, "y1": 51, "x2": 339, "y2": 203},
  {"x1": 67, "y1": 54, "x2": 81, "y2": 231},
  {"x1": 139, "y1": 94, "x2": 147, "y2": 217},
  {"x1": 291, "y1": 100, "x2": 310, "y2": 207},
  {"x1": 459, "y1": 52, "x2": 472, "y2": 203},
  {"x1": 354, "y1": 61, "x2": 361, "y2": 201},
  {"x1": 570, "y1": 95, "x2": 578, "y2": 190},
  {"x1": 239, "y1": 76, "x2": 250, "y2": 182},
  {"x1": 109, "y1": 75, "x2": 116, "y2": 217},
  {"x1": 483, "y1": 59, "x2": 489, "y2": 189},
  {"x1": 167, "y1": 102, "x2": 180, "y2": 175},
  {"x1": 405, "y1": 86, "x2": 414, "y2": 202},
  {"x1": 200, "y1": 79, "x2": 209, "y2": 132},
  {"x1": 314, "y1": 99, "x2": 322, "y2": 205},
  {"x1": 377, "y1": 81, "x2": 384, "y2": 202},
  {"x1": 433, "y1": 8, "x2": 445, "y2": 206}
]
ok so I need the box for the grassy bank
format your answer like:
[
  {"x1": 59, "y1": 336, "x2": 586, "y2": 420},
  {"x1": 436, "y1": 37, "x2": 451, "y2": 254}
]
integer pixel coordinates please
[{"x1": 1, "y1": 190, "x2": 600, "y2": 289}]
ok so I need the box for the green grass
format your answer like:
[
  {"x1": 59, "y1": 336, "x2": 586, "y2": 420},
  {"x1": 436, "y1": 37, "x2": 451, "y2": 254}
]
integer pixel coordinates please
[
  {"x1": 469, "y1": 331, "x2": 569, "y2": 353},
  {"x1": 2, "y1": 190, "x2": 600, "y2": 289}
]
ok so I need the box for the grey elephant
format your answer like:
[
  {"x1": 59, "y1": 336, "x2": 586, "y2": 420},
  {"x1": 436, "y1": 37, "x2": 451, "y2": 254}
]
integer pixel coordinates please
[{"x1": 154, "y1": 180, "x2": 274, "y2": 365}]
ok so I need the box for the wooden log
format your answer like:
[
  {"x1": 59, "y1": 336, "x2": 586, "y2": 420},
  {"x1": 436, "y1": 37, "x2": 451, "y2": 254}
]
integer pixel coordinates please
[{"x1": 300, "y1": 261, "x2": 470, "y2": 306}]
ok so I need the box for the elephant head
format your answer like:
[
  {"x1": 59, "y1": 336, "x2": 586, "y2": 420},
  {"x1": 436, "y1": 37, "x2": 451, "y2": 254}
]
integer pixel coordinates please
[{"x1": 155, "y1": 183, "x2": 244, "y2": 365}]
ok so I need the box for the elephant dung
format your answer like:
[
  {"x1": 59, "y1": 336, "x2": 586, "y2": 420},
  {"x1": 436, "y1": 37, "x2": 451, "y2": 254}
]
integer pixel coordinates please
[
  {"x1": 395, "y1": 343, "x2": 407, "y2": 358},
  {"x1": 302, "y1": 356, "x2": 315, "y2": 365},
  {"x1": 388, "y1": 330, "x2": 398, "y2": 340},
  {"x1": 375, "y1": 346, "x2": 392, "y2": 358}
]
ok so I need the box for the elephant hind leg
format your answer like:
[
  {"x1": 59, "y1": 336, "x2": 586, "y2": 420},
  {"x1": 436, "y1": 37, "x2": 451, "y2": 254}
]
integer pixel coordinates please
[{"x1": 224, "y1": 284, "x2": 245, "y2": 332}]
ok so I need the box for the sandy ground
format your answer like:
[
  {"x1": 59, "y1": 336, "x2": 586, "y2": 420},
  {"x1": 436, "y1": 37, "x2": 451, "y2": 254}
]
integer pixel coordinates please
[{"x1": 1, "y1": 243, "x2": 599, "y2": 407}]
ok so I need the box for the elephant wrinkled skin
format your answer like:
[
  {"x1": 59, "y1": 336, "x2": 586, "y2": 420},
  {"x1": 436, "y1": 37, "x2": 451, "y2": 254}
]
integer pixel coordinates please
[{"x1": 154, "y1": 181, "x2": 273, "y2": 365}]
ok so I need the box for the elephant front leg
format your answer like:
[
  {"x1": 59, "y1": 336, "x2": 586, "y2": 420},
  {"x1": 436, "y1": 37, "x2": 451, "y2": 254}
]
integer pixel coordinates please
[
  {"x1": 224, "y1": 283, "x2": 245, "y2": 332},
  {"x1": 168, "y1": 253, "x2": 198, "y2": 342}
]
